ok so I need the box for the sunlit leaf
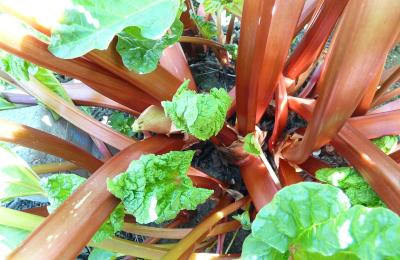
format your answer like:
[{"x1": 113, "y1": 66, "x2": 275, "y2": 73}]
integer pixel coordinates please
[
  {"x1": 0, "y1": 144, "x2": 44, "y2": 202},
  {"x1": 0, "y1": 225, "x2": 30, "y2": 258},
  {"x1": 49, "y1": 0, "x2": 181, "y2": 58},
  {"x1": 116, "y1": 14, "x2": 183, "y2": 74},
  {"x1": 242, "y1": 182, "x2": 400, "y2": 259},
  {"x1": 41, "y1": 174, "x2": 124, "y2": 243}
]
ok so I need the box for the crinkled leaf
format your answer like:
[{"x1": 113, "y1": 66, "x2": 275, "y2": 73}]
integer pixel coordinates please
[
  {"x1": 0, "y1": 225, "x2": 30, "y2": 258},
  {"x1": 116, "y1": 15, "x2": 183, "y2": 74},
  {"x1": 242, "y1": 182, "x2": 400, "y2": 260},
  {"x1": 161, "y1": 80, "x2": 231, "y2": 140},
  {"x1": 108, "y1": 112, "x2": 135, "y2": 137},
  {"x1": 190, "y1": 13, "x2": 217, "y2": 39},
  {"x1": 0, "y1": 97, "x2": 16, "y2": 111},
  {"x1": 372, "y1": 135, "x2": 398, "y2": 154},
  {"x1": 0, "y1": 144, "x2": 44, "y2": 202},
  {"x1": 41, "y1": 174, "x2": 124, "y2": 243},
  {"x1": 40, "y1": 173, "x2": 86, "y2": 213},
  {"x1": 243, "y1": 133, "x2": 262, "y2": 156},
  {"x1": 107, "y1": 150, "x2": 213, "y2": 224},
  {"x1": 232, "y1": 210, "x2": 251, "y2": 230},
  {"x1": 224, "y1": 44, "x2": 238, "y2": 61},
  {"x1": 316, "y1": 167, "x2": 385, "y2": 207},
  {"x1": 49, "y1": 0, "x2": 181, "y2": 59},
  {"x1": 88, "y1": 248, "x2": 117, "y2": 260}
]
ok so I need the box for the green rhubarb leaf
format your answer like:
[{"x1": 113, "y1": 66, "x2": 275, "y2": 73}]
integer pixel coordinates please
[
  {"x1": 0, "y1": 144, "x2": 44, "y2": 202},
  {"x1": 107, "y1": 150, "x2": 213, "y2": 224},
  {"x1": 116, "y1": 15, "x2": 183, "y2": 74},
  {"x1": 243, "y1": 133, "x2": 262, "y2": 156},
  {"x1": 41, "y1": 174, "x2": 124, "y2": 243},
  {"x1": 190, "y1": 13, "x2": 217, "y2": 39},
  {"x1": 372, "y1": 135, "x2": 397, "y2": 154},
  {"x1": 242, "y1": 182, "x2": 400, "y2": 260},
  {"x1": 0, "y1": 225, "x2": 30, "y2": 258},
  {"x1": 232, "y1": 210, "x2": 251, "y2": 230},
  {"x1": 107, "y1": 112, "x2": 135, "y2": 137},
  {"x1": 0, "y1": 97, "x2": 16, "y2": 111},
  {"x1": 161, "y1": 80, "x2": 231, "y2": 140},
  {"x1": 316, "y1": 167, "x2": 385, "y2": 207},
  {"x1": 49, "y1": 0, "x2": 181, "y2": 59}
]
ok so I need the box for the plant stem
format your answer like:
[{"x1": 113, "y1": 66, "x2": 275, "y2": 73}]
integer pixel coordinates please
[
  {"x1": 179, "y1": 36, "x2": 225, "y2": 50},
  {"x1": 32, "y1": 161, "x2": 80, "y2": 174}
]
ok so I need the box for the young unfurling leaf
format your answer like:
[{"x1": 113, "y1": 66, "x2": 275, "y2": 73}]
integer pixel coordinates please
[
  {"x1": 243, "y1": 133, "x2": 262, "y2": 156},
  {"x1": 242, "y1": 182, "x2": 400, "y2": 260},
  {"x1": 161, "y1": 80, "x2": 231, "y2": 140},
  {"x1": 232, "y1": 210, "x2": 251, "y2": 230},
  {"x1": 107, "y1": 150, "x2": 213, "y2": 224},
  {"x1": 41, "y1": 174, "x2": 124, "y2": 243}
]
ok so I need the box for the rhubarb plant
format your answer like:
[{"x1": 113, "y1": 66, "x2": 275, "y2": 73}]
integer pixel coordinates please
[
  {"x1": 162, "y1": 80, "x2": 231, "y2": 140},
  {"x1": 107, "y1": 150, "x2": 213, "y2": 224},
  {"x1": 41, "y1": 174, "x2": 125, "y2": 243},
  {"x1": 242, "y1": 182, "x2": 400, "y2": 259}
]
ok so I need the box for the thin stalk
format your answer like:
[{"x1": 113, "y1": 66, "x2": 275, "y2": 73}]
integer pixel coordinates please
[
  {"x1": 225, "y1": 15, "x2": 235, "y2": 44},
  {"x1": 162, "y1": 197, "x2": 250, "y2": 259},
  {"x1": 374, "y1": 64, "x2": 400, "y2": 101},
  {"x1": 216, "y1": 10, "x2": 224, "y2": 44},
  {"x1": 0, "y1": 207, "x2": 168, "y2": 259},
  {"x1": 32, "y1": 161, "x2": 80, "y2": 174},
  {"x1": 372, "y1": 86, "x2": 400, "y2": 107},
  {"x1": 179, "y1": 36, "x2": 225, "y2": 50},
  {"x1": 368, "y1": 99, "x2": 400, "y2": 115},
  {"x1": 224, "y1": 228, "x2": 239, "y2": 254}
]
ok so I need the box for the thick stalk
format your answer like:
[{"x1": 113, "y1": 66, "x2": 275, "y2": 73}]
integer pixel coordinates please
[
  {"x1": 9, "y1": 136, "x2": 186, "y2": 260},
  {"x1": 284, "y1": 0, "x2": 400, "y2": 164},
  {"x1": 0, "y1": 118, "x2": 102, "y2": 173}
]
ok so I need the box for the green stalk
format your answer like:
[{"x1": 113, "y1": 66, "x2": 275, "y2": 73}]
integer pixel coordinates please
[{"x1": 0, "y1": 207, "x2": 168, "y2": 259}]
